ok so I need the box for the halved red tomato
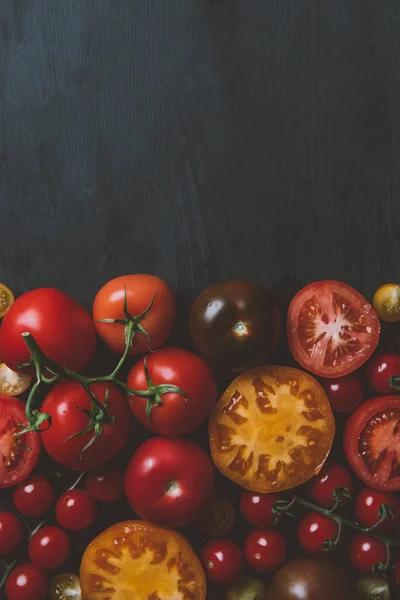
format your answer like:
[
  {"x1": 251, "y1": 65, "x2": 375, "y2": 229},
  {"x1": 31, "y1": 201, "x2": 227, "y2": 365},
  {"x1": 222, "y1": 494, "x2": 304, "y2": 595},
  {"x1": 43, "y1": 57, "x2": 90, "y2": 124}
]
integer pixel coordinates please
[
  {"x1": 287, "y1": 281, "x2": 380, "y2": 378},
  {"x1": 344, "y1": 396, "x2": 400, "y2": 491}
]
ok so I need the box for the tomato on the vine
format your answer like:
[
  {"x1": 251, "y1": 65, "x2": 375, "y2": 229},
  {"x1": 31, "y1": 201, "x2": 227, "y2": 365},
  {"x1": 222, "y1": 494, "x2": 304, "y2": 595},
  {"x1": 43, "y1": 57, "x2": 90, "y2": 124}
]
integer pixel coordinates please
[
  {"x1": 348, "y1": 534, "x2": 388, "y2": 572},
  {"x1": 13, "y1": 475, "x2": 55, "y2": 517},
  {"x1": 298, "y1": 512, "x2": 342, "y2": 555},
  {"x1": 321, "y1": 375, "x2": 364, "y2": 414},
  {"x1": 309, "y1": 461, "x2": 353, "y2": 509},
  {"x1": 244, "y1": 529, "x2": 287, "y2": 573},
  {"x1": 28, "y1": 526, "x2": 70, "y2": 571},
  {"x1": 0, "y1": 512, "x2": 23, "y2": 555},
  {"x1": 373, "y1": 284, "x2": 400, "y2": 323},
  {"x1": 240, "y1": 491, "x2": 281, "y2": 527},
  {"x1": 196, "y1": 498, "x2": 236, "y2": 538},
  {"x1": 200, "y1": 539, "x2": 243, "y2": 586},
  {"x1": 55, "y1": 490, "x2": 97, "y2": 530},
  {"x1": 354, "y1": 487, "x2": 399, "y2": 533},
  {"x1": 366, "y1": 352, "x2": 400, "y2": 395},
  {"x1": 0, "y1": 283, "x2": 14, "y2": 319},
  {"x1": 0, "y1": 363, "x2": 32, "y2": 397},
  {"x1": 85, "y1": 463, "x2": 124, "y2": 503},
  {"x1": 5, "y1": 564, "x2": 48, "y2": 600}
]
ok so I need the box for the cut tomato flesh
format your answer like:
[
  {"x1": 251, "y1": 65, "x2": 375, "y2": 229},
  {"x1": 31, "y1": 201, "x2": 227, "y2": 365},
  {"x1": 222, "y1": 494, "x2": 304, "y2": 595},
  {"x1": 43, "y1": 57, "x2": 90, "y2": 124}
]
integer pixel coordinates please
[
  {"x1": 0, "y1": 417, "x2": 24, "y2": 479},
  {"x1": 359, "y1": 410, "x2": 400, "y2": 480}
]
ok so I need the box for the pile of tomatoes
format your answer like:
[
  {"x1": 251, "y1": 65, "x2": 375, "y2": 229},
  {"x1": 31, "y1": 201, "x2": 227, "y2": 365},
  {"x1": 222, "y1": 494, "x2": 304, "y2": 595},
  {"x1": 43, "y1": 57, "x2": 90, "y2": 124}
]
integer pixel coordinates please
[{"x1": 0, "y1": 276, "x2": 399, "y2": 600}]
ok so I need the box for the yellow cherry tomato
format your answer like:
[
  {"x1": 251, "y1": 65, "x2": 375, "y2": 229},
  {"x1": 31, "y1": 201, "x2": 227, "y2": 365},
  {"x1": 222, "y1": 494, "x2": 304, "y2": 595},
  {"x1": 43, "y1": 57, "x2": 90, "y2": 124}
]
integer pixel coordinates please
[
  {"x1": 49, "y1": 573, "x2": 82, "y2": 600},
  {"x1": 0, "y1": 363, "x2": 32, "y2": 396},
  {"x1": 0, "y1": 284, "x2": 14, "y2": 318},
  {"x1": 373, "y1": 283, "x2": 400, "y2": 322}
]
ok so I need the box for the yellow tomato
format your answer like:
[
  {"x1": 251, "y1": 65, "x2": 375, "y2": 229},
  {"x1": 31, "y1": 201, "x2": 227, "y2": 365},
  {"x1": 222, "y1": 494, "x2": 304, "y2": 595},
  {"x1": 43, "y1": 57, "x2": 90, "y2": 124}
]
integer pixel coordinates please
[
  {"x1": 373, "y1": 283, "x2": 400, "y2": 322},
  {"x1": 49, "y1": 573, "x2": 82, "y2": 600},
  {"x1": 0, "y1": 363, "x2": 32, "y2": 396},
  {"x1": 0, "y1": 284, "x2": 14, "y2": 318}
]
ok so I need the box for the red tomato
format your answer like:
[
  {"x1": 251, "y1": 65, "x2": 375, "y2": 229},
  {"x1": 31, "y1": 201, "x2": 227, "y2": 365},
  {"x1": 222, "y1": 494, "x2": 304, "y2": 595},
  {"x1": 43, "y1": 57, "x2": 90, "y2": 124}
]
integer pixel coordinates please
[
  {"x1": 344, "y1": 396, "x2": 400, "y2": 491},
  {"x1": 40, "y1": 382, "x2": 130, "y2": 470},
  {"x1": 200, "y1": 539, "x2": 243, "y2": 586},
  {"x1": 354, "y1": 487, "x2": 399, "y2": 533},
  {"x1": 28, "y1": 526, "x2": 70, "y2": 571},
  {"x1": 5, "y1": 564, "x2": 48, "y2": 600},
  {"x1": 240, "y1": 492, "x2": 281, "y2": 528},
  {"x1": 287, "y1": 281, "x2": 380, "y2": 378},
  {"x1": 0, "y1": 512, "x2": 23, "y2": 555},
  {"x1": 298, "y1": 513, "x2": 342, "y2": 555},
  {"x1": 55, "y1": 489, "x2": 97, "y2": 530},
  {"x1": 196, "y1": 498, "x2": 236, "y2": 538},
  {"x1": 0, "y1": 288, "x2": 96, "y2": 373},
  {"x1": 125, "y1": 437, "x2": 215, "y2": 528},
  {"x1": 85, "y1": 463, "x2": 124, "y2": 503},
  {"x1": 367, "y1": 353, "x2": 400, "y2": 395},
  {"x1": 0, "y1": 395, "x2": 41, "y2": 488},
  {"x1": 348, "y1": 534, "x2": 388, "y2": 572},
  {"x1": 321, "y1": 375, "x2": 364, "y2": 414},
  {"x1": 13, "y1": 475, "x2": 55, "y2": 517},
  {"x1": 244, "y1": 529, "x2": 287, "y2": 573},
  {"x1": 93, "y1": 275, "x2": 175, "y2": 355},
  {"x1": 127, "y1": 347, "x2": 218, "y2": 437},
  {"x1": 309, "y1": 462, "x2": 354, "y2": 509}
]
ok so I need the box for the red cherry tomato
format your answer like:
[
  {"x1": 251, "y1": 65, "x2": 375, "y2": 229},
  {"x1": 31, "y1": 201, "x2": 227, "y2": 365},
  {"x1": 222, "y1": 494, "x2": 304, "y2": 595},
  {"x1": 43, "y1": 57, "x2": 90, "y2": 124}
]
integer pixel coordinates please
[
  {"x1": 85, "y1": 463, "x2": 124, "y2": 503},
  {"x1": 240, "y1": 492, "x2": 281, "y2": 527},
  {"x1": 321, "y1": 375, "x2": 364, "y2": 414},
  {"x1": 125, "y1": 437, "x2": 215, "y2": 528},
  {"x1": 348, "y1": 534, "x2": 388, "y2": 572},
  {"x1": 28, "y1": 526, "x2": 70, "y2": 571},
  {"x1": 287, "y1": 281, "x2": 380, "y2": 378},
  {"x1": 40, "y1": 382, "x2": 130, "y2": 470},
  {"x1": 5, "y1": 564, "x2": 48, "y2": 600},
  {"x1": 55, "y1": 490, "x2": 97, "y2": 531},
  {"x1": 244, "y1": 529, "x2": 287, "y2": 573},
  {"x1": 298, "y1": 512, "x2": 342, "y2": 555},
  {"x1": 0, "y1": 512, "x2": 23, "y2": 555},
  {"x1": 0, "y1": 288, "x2": 96, "y2": 374},
  {"x1": 13, "y1": 475, "x2": 55, "y2": 517},
  {"x1": 196, "y1": 498, "x2": 236, "y2": 538},
  {"x1": 354, "y1": 487, "x2": 399, "y2": 533},
  {"x1": 309, "y1": 462, "x2": 353, "y2": 509},
  {"x1": 367, "y1": 353, "x2": 400, "y2": 395},
  {"x1": 200, "y1": 539, "x2": 244, "y2": 586},
  {"x1": 93, "y1": 274, "x2": 175, "y2": 355}
]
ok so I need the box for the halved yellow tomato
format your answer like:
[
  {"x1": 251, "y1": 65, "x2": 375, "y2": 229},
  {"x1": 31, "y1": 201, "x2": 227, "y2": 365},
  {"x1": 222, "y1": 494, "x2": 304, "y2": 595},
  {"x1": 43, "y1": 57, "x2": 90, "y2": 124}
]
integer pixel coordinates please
[
  {"x1": 0, "y1": 363, "x2": 32, "y2": 396},
  {"x1": 50, "y1": 573, "x2": 82, "y2": 599},
  {"x1": 80, "y1": 521, "x2": 206, "y2": 600},
  {"x1": 0, "y1": 284, "x2": 14, "y2": 318},
  {"x1": 209, "y1": 366, "x2": 335, "y2": 493},
  {"x1": 373, "y1": 283, "x2": 400, "y2": 322}
]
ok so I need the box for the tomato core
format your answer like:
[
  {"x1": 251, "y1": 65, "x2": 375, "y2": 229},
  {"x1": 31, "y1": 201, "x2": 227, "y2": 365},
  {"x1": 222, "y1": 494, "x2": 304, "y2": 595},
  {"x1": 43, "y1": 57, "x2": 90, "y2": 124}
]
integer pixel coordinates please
[{"x1": 359, "y1": 409, "x2": 400, "y2": 479}]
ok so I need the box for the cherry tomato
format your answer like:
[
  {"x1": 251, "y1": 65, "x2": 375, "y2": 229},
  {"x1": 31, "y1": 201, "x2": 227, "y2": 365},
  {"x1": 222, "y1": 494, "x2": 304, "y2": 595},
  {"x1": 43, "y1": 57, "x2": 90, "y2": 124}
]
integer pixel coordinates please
[
  {"x1": 298, "y1": 512, "x2": 342, "y2": 555},
  {"x1": 80, "y1": 521, "x2": 206, "y2": 599},
  {"x1": 321, "y1": 375, "x2": 364, "y2": 414},
  {"x1": 209, "y1": 366, "x2": 335, "y2": 493},
  {"x1": 55, "y1": 490, "x2": 97, "y2": 531},
  {"x1": 200, "y1": 539, "x2": 243, "y2": 586},
  {"x1": 287, "y1": 281, "x2": 380, "y2": 378},
  {"x1": 348, "y1": 535, "x2": 388, "y2": 573},
  {"x1": 309, "y1": 461, "x2": 353, "y2": 509},
  {"x1": 0, "y1": 363, "x2": 32, "y2": 397},
  {"x1": 0, "y1": 288, "x2": 96, "y2": 374},
  {"x1": 366, "y1": 353, "x2": 400, "y2": 395},
  {"x1": 373, "y1": 284, "x2": 400, "y2": 323},
  {"x1": 244, "y1": 529, "x2": 287, "y2": 573},
  {"x1": 196, "y1": 498, "x2": 236, "y2": 537},
  {"x1": 125, "y1": 437, "x2": 215, "y2": 528},
  {"x1": 0, "y1": 512, "x2": 23, "y2": 555},
  {"x1": 127, "y1": 347, "x2": 218, "y2": 437},
  {"x1": 356, "y1": 574, "x2": 391, "y2": 600},
  {"x1": 344, "y1": 396, "x2": 400, "y2": 491},
  {"x1": 85, "y1": 463, "x2": 124, "y2": 503},
  {"x1": 0, "y1": 284, "x2": 14, "y2": 318},
  {"x1": 5, "y1": 564, "x2": 48, "y2": 600},
  {"x1": 40, "y1": 382, "x2": 130, "y2": 470},
  {"x1": 28, "y1": 526, "x2": 70, "y2": 571},
  {"x1": 0, "y1": 395, "x2": 41, "y2": 488},
  {"x1": 240, "y1": 491, "x2": 281, "y2": 527},
  {"x1": 49, "y1": 573, "x2": 81, "y2": 600},
  {"x1": 189, "y1": 280, "x2": 280, "y2": 372},
  {"x1": 93, "y1": 274, "x2": 175, "y2": 355},
  {"x1": 13, "y1": 475, "x2": 55, "y2": 517},
  {"x1": 227, "y1": 577, "x2": 267, "y2": 600},
  {"x1": 354, "y1": 487, "x2": 399, "y2": 533}
]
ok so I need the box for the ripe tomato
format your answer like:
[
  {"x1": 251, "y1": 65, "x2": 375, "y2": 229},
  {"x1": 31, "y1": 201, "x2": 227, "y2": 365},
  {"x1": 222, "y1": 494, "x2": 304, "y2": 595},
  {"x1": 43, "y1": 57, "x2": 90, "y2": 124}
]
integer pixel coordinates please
[
  {"x1": 189, "y1": 281, "x2": 280, "y2": 372},
  {"x1": 287, "y1": 281, "x2": 380, "y2": 378},
  {"x1": 40, "y1": 382, "x2": 130, "y2": 470},
  {"x1": 49, "y1": 574, "x2": 81, "y2": 600},
  {"x1": 196, "y1": 498, "x2": 236, "y2": 537},
  {"x1": 244, "y1": 529, "x2": 287, "y2": 573},
  {"x1": 200, "y1": 539, "x2": 244, "y2": 586},
  {"x1": 209, "y1": 366, "x2": 335, "y2": 493},
  {"x1": 348, "y1": 535, "x2": 388, "y2": 573},
  {"x1": 13, "y1": 475, "x2": 55, "y2": 517},
  {"x1": 85, "y1": 463, "x2": 124, "y2": 503},
  {"x1": 366, "y1": 353, "x2": 400, "y2": 395},
  {"x1": 127, "y1": 347, "x2": 218, "y2": 437},
  {"x1": 125, "y1": 437, "x2": 215, "y2": 528},
  {"x1": 354, "y1": 487, "x2": 399, "y2": 533},
  {"x1": 309, "y1": 462, "x2": 353, "y2": 509},
  {"x1": 373, "y1": 284, "x2": 400, "y2": 323},
  {"x1": 0, "y1": 512, "x2": 23, "y2": 555},
  {"x1": 0, "y1": 363, "x2": 32, "y2": 397},
  {"x1": 298, "y1": 512, "x2": 342, "y2": 555},
  {"x1": 0, "y1": 395, "x2": 41, "y2": 488},
  {"x1": 344, "y1": 396, "x2": 400, "y2": 491},
  {"x1": 240, "y1": 491, "x2": 281, "y2": 527},
  {"x1": 28, "y1": 526, "x2": 70, "y2": 571},
  {"x1": 93, "y1": 274, "x2": 175, "y2": 355},
  {"x1": 55, "y1": 490, "x2": 97, "y2": 530},
  {"x1": 321, "y1": 374, "x2": 364, "y2": 414},
  {"x1": 80, "y1": 520, "x2": 206, "y2": 599},
  {"x1": 0, "y1": 284, "x2": 14, "y2": 318},
  {"x1": 0, "y1": 288, "x2": 96, "y2": 373},
  {"x1": 5, "y1": 564, "x2": 48, "y2": 600}
]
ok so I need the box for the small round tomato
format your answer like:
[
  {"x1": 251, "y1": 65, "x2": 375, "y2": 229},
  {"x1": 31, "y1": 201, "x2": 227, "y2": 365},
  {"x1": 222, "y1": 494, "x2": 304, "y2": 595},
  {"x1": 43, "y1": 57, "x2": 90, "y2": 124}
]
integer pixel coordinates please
[
  {"x1": 28, "y1": 526, "x2": 70, "y2": 571},
  {"x1": 85, "y1": 463, "x2": 124, "y2": 503},
  {"x1": 373, "y1": 284, "x2": 400, "y2": 323},
  {"x1": 321, "y1": 375, "x2": 364, "y2": 414},
  {"x1": 298, "y1": 512, "x2": 342, "y2": 555},
  {"x1": 200, "y1": 539, "x2": 243, "y2": 586},
  {"x1": 189, "y1": 280, "x2": 280, "y2": 372},
  {"x1": 240, "y1": 491, "x2": 281, "y2": 527},
  {"x1": 0, "y1": 395, "x2": 41, "y2": 488},
  {"x1": 125, "y1": 437, "x2": 215, "y2": 528},
  {"x1": 356, "y1": 574, "x2": 391, "y2": 600},
  {"x1": 354, "y1": 487, "x2": 399, "y2": 533},
  {"x1": 13, "y1": 475, "x2": 55, "y2": 517},
  {"x1": 348, "y1": 535, "x2": 388, "y2": 573},
  {"x1": 0, "y1": 363, "x2": 32, "y2": 397},
  {"x1": 5, "y1": 564, "x2": 48, "y2": 600},
  {"x1": 244, "y1": 529, "x2": 287, "y2": 573},
  {"x1": 93, "y1": 274, "x2": 175, "y2": 355},
  {"x1": 127, "y1": 347, "x2": 218, "y2": 437},
  {"x1": 227, "y1": 577, "x2": 267, "y2": 600},
  {"x1": 209, "y1": 366, "x2": 335, "y2": 493},
  {"x1": 40, "y1": 382, "x2": 130, "y2": 470},
  {"x1": 0, "y1": 512, "x2": 23, "y2": 555},
  {"x1": 309, "y1": 462, "x2": 353, "y2": 509},
  {"x1": 367, "y1": 353, "x2": 400, "y2": 395},
  {"x1": 49, "y1": 573, "x2": 81, "y2": 600},
  {"x1": 55, "y1": 490, "x2": 97, "y2": 531},
  {"x1": 344, "y1": 396, "x2": 400, "y2": 491},
  {"x1": 0, "y1": 284, "x2": 14, "y2": 318},
  {"x1": 80, "y1": 521, "x2": 206, "y2": 599},
  {"x1": 287, "y1": 281, "x2": 380, "y2": 378},
  {"x1": 196, "y1": 498, "x2": 236, "y2": 538},
  {"x1": 0, "y1": 288, "x2": 96, "y2": 374}
]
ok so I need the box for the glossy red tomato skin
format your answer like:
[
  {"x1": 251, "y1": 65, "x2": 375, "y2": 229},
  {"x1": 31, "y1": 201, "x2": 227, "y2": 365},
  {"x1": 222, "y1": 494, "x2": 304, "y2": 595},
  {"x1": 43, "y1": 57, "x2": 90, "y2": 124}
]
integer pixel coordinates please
[
  {"x1": 367, "y1": 353, "x2": 400, "y2": 395},
  {"x1": 0, "y1": 395, "x2": 41, "y2": 488},
  {"x1": 85, "y1": 464, "x2": 124, "y2": 503},
  {"x1": 28, "y1": 526, "x2": 70, "y2": 571},
  {"x1": 200, "y1": 539, "x2": 244, "y2": 586},
  {"x1": 0, "y1": 512, "x2": 23, "y2": 555},
  {"x1": 298, "y1": 513, "x2": 342, "y2": 555},
  {"x1": 348, "y1": 535, "x2": 388, "y2": 572},
  {"x1": 125, "y1": 437, "x2": 215, "y2": 528},
  {"x1": 55, "y1": 490, "x2": 97, "y2": 530},
  {"x1": 0, "y1": 288, "x2": 96, "y2": 373},
  {"x1": 354, "y1": 487, "x2": 399, "y2": 533},
  {"x1": 240, "y1": 492, "x2": 281, "y2": 527},
  {"x1": 5, "y1": 564, "x2": 48, "y2": 600},
  {"x1": 310, "y1": 462, "x2": 354, "y2": 509},
  {"x1": 13, "y1": 475, "x2": 55, "y2": 517},
  {"x1": 127, "y1": 347, "x2": 218, "y2": 437},
  {"x1": 244, "y1": 529, "x2": 287, "y2": 573},
  {"x1": 40, "y1": 382, "x2": 130, "y2": 470},
  {"x1": 321, "y1": 375, "x2": 364, "y2": 414},
  {"x1": 93, "y1": 275, "x2": 175, "y2": 355}
]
